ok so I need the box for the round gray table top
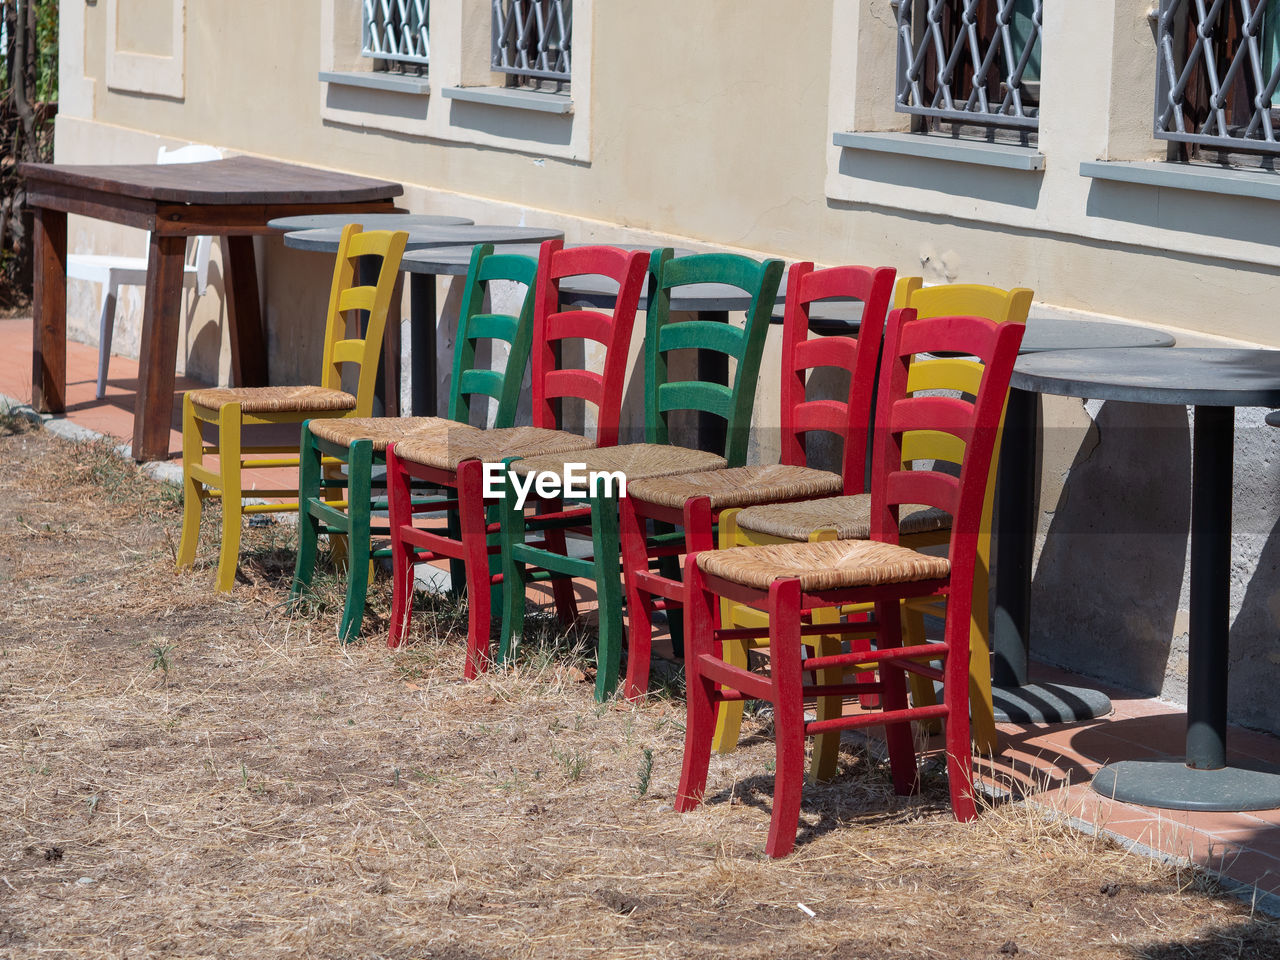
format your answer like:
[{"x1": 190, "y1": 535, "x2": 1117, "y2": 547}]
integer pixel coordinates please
[
  {"x1": 282, "y1": 223, "x2": 564, "y2": 254},
  {"x1": 399, "y1": 243, "x2": 697, "y2": 278},
  {"x1": 1018, "y1": 317, "x2": 1175, "y2": 353},
  {"x1": 1012, "y1": 347, "x2": 1280, "y2": 407},
  {"x1": 401, "y1": 243, "x2": 544, "y2": 276},
  {"x1": 773, "y1": 312, "x2": 1178, "y2": 348},
  {"x1": 267, "y1": 212, "x2": 473, "y2": 232},
  {"x1": 559, "y1": 267, "x2": 783, "y2": 312}
]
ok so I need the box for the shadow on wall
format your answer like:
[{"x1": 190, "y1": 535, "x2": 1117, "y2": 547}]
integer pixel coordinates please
[
  {"x1": 184, "y1": 258, "x2": 226, "y2": 385},
  {"x1": 1224, "y1": 414, "x2": 1280, "y2": 733},
  {"x1": 1085, "y1": 178, "x2": 1280, "y2": 247},
  {"x1": 1029, "y1": 400, "x2": 1191, "y2": 696},
  {"x1": 835, "y1": 148, "x2": 1044, "y2": 211}
]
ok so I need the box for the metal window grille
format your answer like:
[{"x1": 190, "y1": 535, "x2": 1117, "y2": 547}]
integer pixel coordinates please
[
  {"x1": 362, "y1": 0, "x2": 430, "y2": 70},
  {"x1": 894, "y1": 0, "x2": 1042, "y2": 130},
  {"x1": 1155, "y1": 0, "x2": 1280, "y2": 155},
  {"x1": 492, "y1": 0, "x2": 572, "y2": 88}
]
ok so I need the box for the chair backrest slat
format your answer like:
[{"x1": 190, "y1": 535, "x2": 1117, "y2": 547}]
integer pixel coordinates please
[
  {"x1": 789, "y1": 400, "x2": 854, "y2": 438},
  {"x1": 543, "y1": 310, "x2": 623, "y2": 347},
  {"x1": 893, "y1": 276, "x2": 1033, "y2": 324},
  {"x1": 531, "y1": 240, "x2": 649, "y2": 447},
  {"x1": 780, "y1": 261, "x2": 895, "y2": 491},
  {"x1": 906, "y1": 356, "x2": 985, "y2": 395},
  {"x1": 657, "y1": 319, "x2": 746, "y2": 357},
  {"x1": 337, "y1": 287, "x2": 378, "y2": 314},
  {"x1": 655, "y1": 380, "x2": 735, "y2": 420},
  {"x1": 542, "y1": 368, "x2": 606, "y2": 406}
]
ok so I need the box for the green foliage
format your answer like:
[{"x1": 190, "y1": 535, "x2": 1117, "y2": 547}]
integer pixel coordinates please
[
  {"x1": 634, "y1": 747, "x2": 654, "y2": 798},
  {"x1": 1, "y1": 1, "x2": 60, "y2": 306}
]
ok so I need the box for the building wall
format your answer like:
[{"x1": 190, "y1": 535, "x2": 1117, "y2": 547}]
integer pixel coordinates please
[{"x1": 53, "y1": 0, "x2": 1280, "y2": 732}]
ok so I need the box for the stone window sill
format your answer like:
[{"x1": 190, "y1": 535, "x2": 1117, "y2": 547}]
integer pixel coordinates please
[
  {"x1": 1080, "y1": 160, "x2": 1280, "y2": 202},
  {"x1": 833, "y1": 131, "x2": 1045, "y2": 172},
  {"x1": 442, "y1": 85, "x2": 573, "y2": 115},
  {"x1": 319, "y1": 70, "x2": 430, "y2": 96}
]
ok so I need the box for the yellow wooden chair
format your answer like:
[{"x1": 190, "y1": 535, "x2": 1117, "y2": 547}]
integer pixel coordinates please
[
  {"x1": 176, "y1": 224, "x2": 408, "y2": 592},
  {"x1": 714, "y1": 278, "x2": 1032, "y2": 773}
]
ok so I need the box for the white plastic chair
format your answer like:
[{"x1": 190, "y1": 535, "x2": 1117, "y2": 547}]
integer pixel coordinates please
[{"x1": 67, "y1": 143, "x2": 223, "y2": 398}]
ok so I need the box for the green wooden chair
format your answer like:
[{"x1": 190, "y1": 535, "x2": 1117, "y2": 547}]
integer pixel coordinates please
[
  {"x1": 290, "y1": 243, "x2": 539, "y2": 642},
  {"x1": 496, "y1": 249, "x2": 784, "y2": 699}
]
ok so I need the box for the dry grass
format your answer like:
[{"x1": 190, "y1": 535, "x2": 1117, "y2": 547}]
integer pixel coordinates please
[{"x1": 0, "y1": 418, "x2": 1278, "y2": 958}]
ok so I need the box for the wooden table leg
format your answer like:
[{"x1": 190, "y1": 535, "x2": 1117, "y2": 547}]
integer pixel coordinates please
[
  {"x1": 31, "y1": 208, "x2": 67, "y2": 413},
  {"x1": 224, "y1": 235, "x2": 269, "y2": 388},
  {"x1": 132, "y1": 234, "x2": 188, "y2": 461}
]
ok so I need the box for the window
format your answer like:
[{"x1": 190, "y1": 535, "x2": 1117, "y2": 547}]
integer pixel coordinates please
[
  {"x1": 894, "y1": 0, "x2": 1042, "y2": 138},
  {"x1": 1155, "y1": 0, "x2": 1280, "y2": 158},
  {"x1": 362, "y1": 0, "x2": 430, "y2": 74},
  {"x1": 491, "y1": 0, "x2": 571, "y2": 91}
]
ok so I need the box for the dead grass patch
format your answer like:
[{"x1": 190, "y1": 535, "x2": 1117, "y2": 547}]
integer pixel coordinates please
[{"x1": 0, "y1": 426, "x2": 1277, "y2": 958}]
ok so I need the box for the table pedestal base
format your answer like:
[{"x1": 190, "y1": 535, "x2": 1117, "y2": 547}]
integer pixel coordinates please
[
  {"x1": 1092, "y1": 760, "x2": 1280, "y2": 812},
  {"x1": 993, "y1": 682, "x2": 1113, "y2": 724}
]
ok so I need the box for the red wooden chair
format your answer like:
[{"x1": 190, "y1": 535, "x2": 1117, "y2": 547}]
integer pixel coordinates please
[
  {"x1": 617, "y1": 261, "x2": 895, "y2": 699},
  {"x1": 674, "y1": 306, "x2": 1025, "y2": 857},
  {"x1": 385, "y1": 240, "x2": 648, "y2": 676}
]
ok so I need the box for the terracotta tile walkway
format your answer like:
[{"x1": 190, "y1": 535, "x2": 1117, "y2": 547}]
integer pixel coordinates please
[{"x1": 4, "y1": 313, "x2": 1280, "y2": 909}]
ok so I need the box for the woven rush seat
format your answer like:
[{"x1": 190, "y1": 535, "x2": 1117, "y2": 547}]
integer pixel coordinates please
[
  {"x1": 627, "y1": 464, "x2": 844, "y2": 511},
  {"x1": 309, "y1": 416, "x2": 481, "y2": 453},
  {"x1": 735, "y1": 493, "x2": 951, "y2": 542},
  {"x1": 512, "y1": 442, "x2": 726, "y2": 482},
  {"x1": 395, "y1": 425, "x2": 594, "y2": 472},
  {"x1": 187, "y1": 385, "x2": 357, "y2": 414},
  {"x1": 698, "y1": 538, "x2": 951, "y2": 592}
]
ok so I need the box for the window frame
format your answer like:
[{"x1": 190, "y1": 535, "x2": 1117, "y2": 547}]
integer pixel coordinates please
[
  {"x1": 1154, "y1": 0, "x2": 1280, "y2": 158},
  {"x1": 894, "y1": 0, "x2": 1042, "y2": 136}
]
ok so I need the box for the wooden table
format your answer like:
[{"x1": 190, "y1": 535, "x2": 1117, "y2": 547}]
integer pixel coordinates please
[{"x1": 21, "y1": 156, "x2": 403, "y2": 461}]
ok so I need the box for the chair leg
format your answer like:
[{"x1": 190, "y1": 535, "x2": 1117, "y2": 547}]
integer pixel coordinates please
[
  {"x1": 213, "y1": 405, "x2": 243, "y2": 593},
  {"x1": 675, "y1": 561, "x2": 719, "y2": 813},
  {"x1": 290, "y1": 426, "x2": 324, "y2": 606},
  {"x1": 95, "y1": 286, "x2": 118, "y2": 399},
  {"x1": 712, "y1": 508, "x2": 751, "y2": 754},
  {"x1": 542, "y1": 497, "x2": 579, "y2": 626},
  {"x1": 968, "y1": 557, "x2": 999, "y2": 756},
  {"x1": 654, "y1": 519, "x2": 685, "y2": 657},
  {"x1": 458, "y1": 460, "x2": 494, "y2": 679},
  {"x1": 386, "y1": 446, "x2": 415, "y2": 649},
  {"x1": 325, "y1": 457, "x2": 349, "y2": 570},
  {"x1": 620, "y1": 496, "x2": 655, "y2": 700},
  {"x1": 875, "y1": 598, "x2": 920, "y2": 797},
  {"x1": 947, "y1": 593, "x2": 979, "y2": 822},
  {"x1": 177, "y1": 394, "x2": 205, "y2": 569},
  {"x1": 446, "y1": 507, "x2": 466, "y2": 599},
  {"x1": 903, "y1": 602, "x2": 943, "y2": 735},
  {"x1": 338, "y1": 440, "x2": 374, "y2": 644},
  {"x1": 765, "y1": 579, "x2": 806, "y2": 859},
  {"x1": 807, "y1": 605, "x2": 844, "y2": 784},
  {"x1": 497, "y1": 471, "x2": 529, "y2": 665},
  {"x1": 711, "y1": 633, "x2": 749, "y2": 754},
  {"x1": 592, "y1": 492, "x2": 624, "y2": 701}
]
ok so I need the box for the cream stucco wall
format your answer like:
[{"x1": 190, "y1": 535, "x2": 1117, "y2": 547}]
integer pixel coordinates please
[
  {"x1": 60, "y1": 0, "x2": 1280, "y2": 342},
  {"x1": 49, "y1": 0, "x2": 1280, "y2": 731}
]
